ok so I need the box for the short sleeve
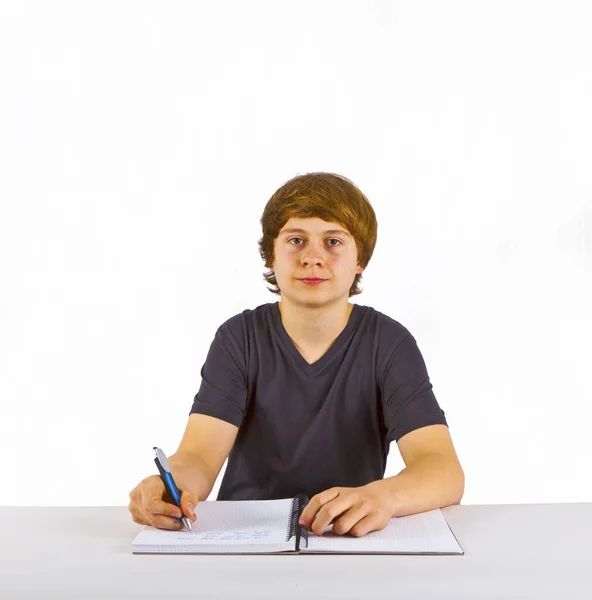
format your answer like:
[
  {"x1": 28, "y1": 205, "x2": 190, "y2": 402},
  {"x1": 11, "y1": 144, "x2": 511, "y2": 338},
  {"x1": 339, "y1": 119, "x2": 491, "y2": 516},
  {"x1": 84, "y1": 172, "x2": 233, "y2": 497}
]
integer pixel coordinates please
[
  {"x1": 379, "y1": 333, "x2": 447, "y2": 444},
  {"x1": 189, "y1": 324, "x2": 248, "y2": 428}
]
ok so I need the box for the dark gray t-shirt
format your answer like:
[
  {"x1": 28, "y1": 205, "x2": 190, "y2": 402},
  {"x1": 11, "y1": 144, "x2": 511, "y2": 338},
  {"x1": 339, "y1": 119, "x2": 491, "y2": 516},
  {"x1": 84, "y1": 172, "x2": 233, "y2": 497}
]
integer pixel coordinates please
[{"x1": 189, "y1": 301, "x2": 447, "y2": 501}]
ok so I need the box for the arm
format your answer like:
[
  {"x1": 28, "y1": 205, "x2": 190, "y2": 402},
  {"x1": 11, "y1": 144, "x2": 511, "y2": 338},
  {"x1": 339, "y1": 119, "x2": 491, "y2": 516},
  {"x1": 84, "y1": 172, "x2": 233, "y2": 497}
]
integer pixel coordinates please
[
  {"x1": 300, "y1": 335, "x2": 465, "y2": 537},
  {"x1": 299, "y1": 424, "x2": 465, "y2": 536},
  {"x1": 373, "y1": 423, "x2": 465, "y2": 517},
  {"x1": 377, "y1": 333, "x2": 464, "y2": 516},
  {"x1": 168, "y1": 413, "x2": 239, "y2": 501},
  {"x1": 128, "y1": 413, "x2": 239, "y2": 529},
  {"x1": 129, "y1": 317, "x2": 246, "y2": 531}
]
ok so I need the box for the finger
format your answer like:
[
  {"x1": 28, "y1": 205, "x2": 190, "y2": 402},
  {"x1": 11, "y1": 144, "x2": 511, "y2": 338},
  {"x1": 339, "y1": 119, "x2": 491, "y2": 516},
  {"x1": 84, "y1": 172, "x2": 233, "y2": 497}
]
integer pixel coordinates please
[
  {"x1": 347, "y1": 513, "x2": 377, "y2": 538},
  {"x1": 128, "y1": 484, "x2": 142, "y2": 505},
  {"x1": 132, "y1": 500, "x2": 183, "y2": 530},
  {"x1": 331, "y1": 503, "x2": 372, "y2": 536},
  {"x1": 129, "y1": 507, "x2": 150, "y2": 526},
  {"x1": 150, "y1": 514, "x2": 185, "y2": 531},
  {"x1": 180, "y1": 491, "x2": 199, "y2": 522},
  {"x1": 300, "y1": 488, "x2": 340, "y2": 527},
  {"x1": 140, "y1": 482, "x2": 183, "y2": 520},
  {"x1": 128, "y1": 489, "x2": 149, "y2": 522},
  {"x1": 131, "y1": 514, "x2": 148, "y2": 526},
  {"x1": 145, "y1": 498, "x2": 183, "y2": 520},
  {"x1": 310, "y1": 494, "x2": 356, "y2": 536}
]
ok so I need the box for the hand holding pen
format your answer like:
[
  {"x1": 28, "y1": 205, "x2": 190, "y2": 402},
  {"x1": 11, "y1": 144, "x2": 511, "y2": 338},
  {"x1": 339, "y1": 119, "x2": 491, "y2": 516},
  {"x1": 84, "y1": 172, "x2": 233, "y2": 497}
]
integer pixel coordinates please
[{"x1": 127, "y1": 448, "x2": 198, "y2": 531}]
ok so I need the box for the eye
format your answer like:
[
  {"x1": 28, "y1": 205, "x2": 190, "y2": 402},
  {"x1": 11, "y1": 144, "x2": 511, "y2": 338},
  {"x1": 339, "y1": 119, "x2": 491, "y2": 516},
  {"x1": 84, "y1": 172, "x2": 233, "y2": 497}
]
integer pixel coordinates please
[{"x1": 288, "y1": 237, "x2": 342, "y2": 247}]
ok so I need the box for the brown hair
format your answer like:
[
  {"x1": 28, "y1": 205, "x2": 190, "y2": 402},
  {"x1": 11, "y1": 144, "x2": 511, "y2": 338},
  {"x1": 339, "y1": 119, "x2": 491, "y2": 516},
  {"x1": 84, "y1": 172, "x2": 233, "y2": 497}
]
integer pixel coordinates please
[{"x1": 258, "y1": 172, "x2": 378, "y2": 297}]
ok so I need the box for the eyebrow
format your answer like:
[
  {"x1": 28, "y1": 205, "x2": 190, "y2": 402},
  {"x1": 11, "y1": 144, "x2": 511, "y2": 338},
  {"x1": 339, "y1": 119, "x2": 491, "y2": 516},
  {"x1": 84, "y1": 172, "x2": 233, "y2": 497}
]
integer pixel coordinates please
[{"x1": 280, "y1": 228, "x2": 351, "y2": 237}]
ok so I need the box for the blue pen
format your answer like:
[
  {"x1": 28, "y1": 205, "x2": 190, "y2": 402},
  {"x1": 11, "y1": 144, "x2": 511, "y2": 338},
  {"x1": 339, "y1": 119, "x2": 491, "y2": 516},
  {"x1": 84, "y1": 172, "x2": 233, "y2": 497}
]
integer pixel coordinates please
[{"x1": 153, "y1": 447, "x2": 192, "y2": 531}]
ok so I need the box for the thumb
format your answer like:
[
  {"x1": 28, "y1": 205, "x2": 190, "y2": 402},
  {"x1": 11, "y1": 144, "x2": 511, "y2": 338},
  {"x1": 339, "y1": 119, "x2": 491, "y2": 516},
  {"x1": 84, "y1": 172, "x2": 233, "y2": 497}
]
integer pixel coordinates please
[{"x1": 180, "y1": 491, "x2": 199, "y2": 521}]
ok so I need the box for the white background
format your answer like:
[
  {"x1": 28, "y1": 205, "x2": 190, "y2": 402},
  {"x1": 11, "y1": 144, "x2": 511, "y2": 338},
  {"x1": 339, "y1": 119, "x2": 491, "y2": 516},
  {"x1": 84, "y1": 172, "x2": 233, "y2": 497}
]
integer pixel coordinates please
[{"x1": 1, "y1": 0, "x2": 590, "y2": 506}]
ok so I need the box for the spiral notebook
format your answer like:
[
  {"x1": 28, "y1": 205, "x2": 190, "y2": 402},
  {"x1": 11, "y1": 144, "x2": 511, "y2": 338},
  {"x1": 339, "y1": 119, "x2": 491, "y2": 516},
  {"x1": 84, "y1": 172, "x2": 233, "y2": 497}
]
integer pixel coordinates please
[{"x1": 131, "y1": 494, "x2": 464, "y2": 555}]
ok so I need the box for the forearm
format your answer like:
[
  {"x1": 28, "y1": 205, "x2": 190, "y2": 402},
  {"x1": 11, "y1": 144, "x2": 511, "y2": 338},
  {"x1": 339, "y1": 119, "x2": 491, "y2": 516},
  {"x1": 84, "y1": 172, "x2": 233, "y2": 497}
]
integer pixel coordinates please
[
  {"x1": 368, "y1": 454, "x2": 465, "y2": 518},
  {"x1": 167, "y1": 451, "x2": 216, "y2": 502}
]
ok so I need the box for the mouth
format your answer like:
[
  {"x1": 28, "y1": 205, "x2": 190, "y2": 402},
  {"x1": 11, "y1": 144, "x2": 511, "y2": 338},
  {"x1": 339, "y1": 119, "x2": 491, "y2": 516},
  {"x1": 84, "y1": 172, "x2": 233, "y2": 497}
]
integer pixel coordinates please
[{"x1": 299, "y1": 278, "x2": 327, "y2": 285}]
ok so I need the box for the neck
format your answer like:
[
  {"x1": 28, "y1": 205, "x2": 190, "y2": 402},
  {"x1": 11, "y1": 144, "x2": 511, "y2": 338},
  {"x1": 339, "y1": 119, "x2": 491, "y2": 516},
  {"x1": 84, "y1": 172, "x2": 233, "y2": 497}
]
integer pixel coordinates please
[{"x1": 277, "y1": 298, "x2": 353, "y2": 348}]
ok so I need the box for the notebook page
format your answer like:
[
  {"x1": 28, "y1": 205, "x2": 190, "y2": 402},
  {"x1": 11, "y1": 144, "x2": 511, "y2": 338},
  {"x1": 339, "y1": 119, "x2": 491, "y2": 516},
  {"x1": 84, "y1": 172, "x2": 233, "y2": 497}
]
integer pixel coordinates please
[
  {"x1": 303, "y1": 508, "x2": 463, "y2": 554},
  {"x1": 131, "y1": 498, "x2": 295, "y2": 553}
]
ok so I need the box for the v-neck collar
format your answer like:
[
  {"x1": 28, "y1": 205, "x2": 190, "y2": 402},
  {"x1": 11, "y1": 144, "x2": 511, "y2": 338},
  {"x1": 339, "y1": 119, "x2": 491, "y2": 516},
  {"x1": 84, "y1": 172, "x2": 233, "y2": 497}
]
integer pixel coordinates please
[{"x1": 271, "y1": 301, "x2": 361, "y2": 376}]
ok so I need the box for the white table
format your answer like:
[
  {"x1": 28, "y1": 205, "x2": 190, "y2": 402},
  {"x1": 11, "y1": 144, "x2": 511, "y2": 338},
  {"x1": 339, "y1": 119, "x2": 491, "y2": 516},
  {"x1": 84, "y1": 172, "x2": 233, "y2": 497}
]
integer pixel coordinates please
[{"x1": 2, "y1": 503, "x2": 591, "y2": 599}]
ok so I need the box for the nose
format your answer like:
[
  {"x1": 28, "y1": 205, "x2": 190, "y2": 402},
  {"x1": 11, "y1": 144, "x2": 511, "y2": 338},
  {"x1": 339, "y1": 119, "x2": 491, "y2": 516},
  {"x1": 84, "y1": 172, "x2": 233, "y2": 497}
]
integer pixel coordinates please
[{"x1": 300, "y1": 240, "x2": 326, "y2": 266}]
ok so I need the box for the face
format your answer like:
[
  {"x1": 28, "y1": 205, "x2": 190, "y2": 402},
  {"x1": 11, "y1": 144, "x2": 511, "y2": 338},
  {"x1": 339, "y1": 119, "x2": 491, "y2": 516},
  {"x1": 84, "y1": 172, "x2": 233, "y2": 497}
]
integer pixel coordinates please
[{"x1": 270, "y1": 217, "x2": 364, "y2": 308}]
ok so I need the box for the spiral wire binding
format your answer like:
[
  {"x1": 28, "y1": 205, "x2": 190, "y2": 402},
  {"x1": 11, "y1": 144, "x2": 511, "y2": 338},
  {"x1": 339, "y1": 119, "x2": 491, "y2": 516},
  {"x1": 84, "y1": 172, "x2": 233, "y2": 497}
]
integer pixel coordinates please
[{"x1": 285, "y1": 493, "x2": 310, "y2": 550}]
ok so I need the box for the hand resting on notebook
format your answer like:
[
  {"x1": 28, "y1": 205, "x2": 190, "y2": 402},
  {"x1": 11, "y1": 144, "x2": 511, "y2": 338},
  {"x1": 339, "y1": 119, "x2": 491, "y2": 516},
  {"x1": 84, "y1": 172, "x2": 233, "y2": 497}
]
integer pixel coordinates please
[{"x1": 298, "y1": 481, "x2": 392, "y2": 537}]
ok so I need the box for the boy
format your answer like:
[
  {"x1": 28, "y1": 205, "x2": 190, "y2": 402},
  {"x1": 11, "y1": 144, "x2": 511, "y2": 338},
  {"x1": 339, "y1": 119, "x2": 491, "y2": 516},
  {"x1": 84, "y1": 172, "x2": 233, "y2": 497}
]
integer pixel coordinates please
[{"x1": 128, "y1": 172, "x2": 464, "y2": 538}]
